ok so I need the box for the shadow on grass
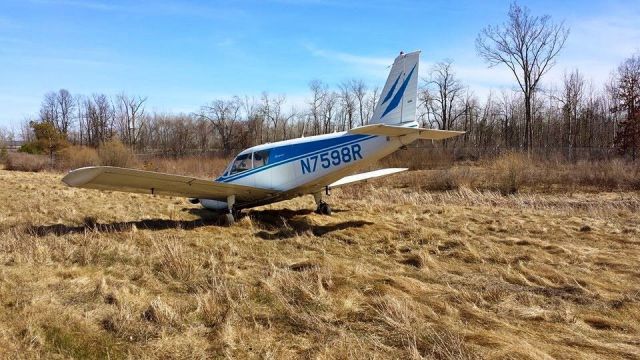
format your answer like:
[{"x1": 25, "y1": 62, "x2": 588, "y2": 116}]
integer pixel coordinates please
[
  {"x1": 27, "y1": 217, "x2": 222, "y2": 237},
  {"x1": 26, "y1": 207, "x2": 228, "y2": 236},
  {"x1": 26, "y1": 206, "x2": 369, "y2": 238},
  {"x1": 248, "y1": 209, "x2": 373, "y2": 240}
]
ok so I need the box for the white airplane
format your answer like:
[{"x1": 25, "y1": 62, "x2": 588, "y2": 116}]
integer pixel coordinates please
[{"x1": 63, "y1": 51, "x2": 463, "y2": 225}]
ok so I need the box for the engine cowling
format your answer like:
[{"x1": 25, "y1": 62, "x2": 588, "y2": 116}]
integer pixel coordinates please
[{"x1": 199, "y1": 199, "x2": 228, "y2": 210}]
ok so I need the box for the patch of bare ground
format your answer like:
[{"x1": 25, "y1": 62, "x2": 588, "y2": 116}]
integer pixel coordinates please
[{"x1": 1, "y1": 169, "x2": 639, "y2": 359}]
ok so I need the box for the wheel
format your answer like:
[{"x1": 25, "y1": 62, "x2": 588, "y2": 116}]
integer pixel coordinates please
[
  {"x1": 316, "y1": 202, "x2": 332, "y2": 215},
  {"x1": 223, "y1": 213, "x2": 235, "y2": 226}
]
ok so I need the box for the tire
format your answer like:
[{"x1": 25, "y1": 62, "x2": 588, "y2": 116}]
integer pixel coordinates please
[{"x1": 317, "y1": 202, "x2": 331, "y2": 215}]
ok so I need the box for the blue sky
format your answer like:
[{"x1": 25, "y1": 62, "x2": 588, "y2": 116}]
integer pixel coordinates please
[{"x1": 1, "y1": 0, "x2": 639, "y2": 129}]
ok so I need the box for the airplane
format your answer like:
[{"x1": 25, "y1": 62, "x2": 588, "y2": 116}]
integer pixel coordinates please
[{"x1": 62, "y1": 51, "x2": 464, "y2": 225}]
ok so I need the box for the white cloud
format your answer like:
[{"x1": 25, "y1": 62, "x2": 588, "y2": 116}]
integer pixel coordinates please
[
  {"x1": 549, "y1": 10, "x2": 640, "y2": 86},
  {"x1": 304, "y1": 43, "x2": 393, "y2": 78},
  {"x1": 304, "y1": 44, "x2": 518, "y2": 97},
  {"x1": 569, "y1": 13, "x2": 640, "y2": 59}
]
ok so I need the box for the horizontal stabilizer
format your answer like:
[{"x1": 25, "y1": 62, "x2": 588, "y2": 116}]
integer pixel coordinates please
[
  {"x1": 349, "y1": 124, "x2": 464, "y2": 140},
  {"x1": 62, "y1": 166, "x2": 273, "y2": 201},
  {"x1": 328, "y1": 168, "x2": 408, "y2": 188}
]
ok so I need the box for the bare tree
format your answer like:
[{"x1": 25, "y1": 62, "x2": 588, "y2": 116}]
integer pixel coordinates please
[
  {"x1": 261, "y1": 93, "x2": 292, "y2": 141},
  {"x1": 84, "y1": 94, "x2": 114, "y2": 146},
  {"x1": 476, "y1": 2, "x2": 569, "y2": 153},
  {"x1": 322, "y1": 91, "x2": 338, "y2": 133},
  {"x1": 612, "y1": 54, "x2": 640, "y2": 158},
  {"x1": 20, "y1": 118, "x2": 35, "y2": 143},
  {"x1": 499, "y1": 89, "x2": 519, "y2": 148},
  {"x1": 308, "y1": 80, "x2": 327, "y2": 135},
  {"x1": 56, "y1": 89, "x2": 74, "y2": 135},
  {"x1": 243, "y1": 95, "x2": 263, "y2": 145},
  {"x1": 423, "y1": 60, "x2": 465, "y2": 131},
  {"x1": 0, "y1": 126, "x2": 15, "y2": 151},
  {"x1": 75, "y1": 94, "x2": 86, "y2": 145},
  {"x1": 350, "y1": 79, "x2": 368, "y2": 126},
  {"x1": 39, "y1": 92, "x2": 58, "y2": 127},
  {"x1": 193, "y1": 117, "x2": 210, "y2": 154},
  {"x1": 38, "y1": 90, "x2": 75, "y2": 136},
  {"x1": 199, "y1": 97, "x2": 244, "y2": 154},
  {"x1": 560, "y1": 70, "x2": 585, "y2": 158},
  {"x1": 460, "y1": 90, "x2": 479, "y2": 146},
  {"x1": 23, "y1": 55, "x2": 640, "y2": 162},
  {"x1": 365, "y1": 86, "x2": 379, "y2": 124},
  {"x1": 115, "y1": 93, "x2": 147, "y2": 149},
  {"x1": 339, "y1": 81, "x2": 356, "y2": 130}
]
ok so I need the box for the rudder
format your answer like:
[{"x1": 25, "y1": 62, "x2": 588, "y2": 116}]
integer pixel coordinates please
[{"x1": 369, "y1": 51, "x2": 420, "y2": 126}]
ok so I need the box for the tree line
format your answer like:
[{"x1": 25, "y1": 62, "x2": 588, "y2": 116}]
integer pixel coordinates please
[{"x1": 6, "y1": 3, "x2": 639, "y2": 161}]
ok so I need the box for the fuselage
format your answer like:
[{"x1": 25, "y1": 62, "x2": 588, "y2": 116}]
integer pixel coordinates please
[{"x1": 199, "y1": 121, "x2": 419, "y2": 210}]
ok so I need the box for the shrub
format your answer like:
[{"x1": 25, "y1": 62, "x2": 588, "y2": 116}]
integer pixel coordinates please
[
  {"x1": 491, "y1": 152, "x2": 529, "y2": 194},
  {"x1": 381, "y1": 146, "x2": 456, "y2": 170},
  {"x1": 0, "y1": 146, "x2": 8, "y2": 165},
  {"x1": 21, "y1": 121, "x2": 69, "y2": 157},
  {"x1": 5, "y1": 152, "x2": 49, "y2": 172},
  {"x1": 98, "y1": 140, "x2": 136, "y2": 168},
  {"x1": 57, "y1": 146, "x2": 100, "y2": 170},
  {"x1": 18, "y1": 142, "x2": 42, "y2": 154}
]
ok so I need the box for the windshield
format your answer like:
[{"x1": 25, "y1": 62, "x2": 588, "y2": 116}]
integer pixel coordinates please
[{"x1": 229, "y1": 153, "x2": 251, "y2": 175}]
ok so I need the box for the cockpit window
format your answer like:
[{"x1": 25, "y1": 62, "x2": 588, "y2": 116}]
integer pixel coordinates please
[
  {"x1": 229, "y1": 153, "x2": 251, "y2": 175},
  {"x1": 253, "y1": 150, "x2": 270, "y2": 168}
]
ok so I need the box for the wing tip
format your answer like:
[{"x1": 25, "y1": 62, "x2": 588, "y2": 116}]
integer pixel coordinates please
[{"x1": 61, "y1": 166, "x2": 104, "y2": 187}]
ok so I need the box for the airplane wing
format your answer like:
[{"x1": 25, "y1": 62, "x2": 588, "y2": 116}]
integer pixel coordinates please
[
  {"x1": 328, "y1": 168, "x2": 408, "y2": 188},
  {"x1": 62, "y1": 166, "x2": 274, "y2": 201},
  {"x1": 349, "y1": 124, "x2": 464, "y2": 140}
]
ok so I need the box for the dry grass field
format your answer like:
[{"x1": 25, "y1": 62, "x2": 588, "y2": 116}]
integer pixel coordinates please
[{"x1": 1, "y1": 168, "x2": 639, "y2": 359}]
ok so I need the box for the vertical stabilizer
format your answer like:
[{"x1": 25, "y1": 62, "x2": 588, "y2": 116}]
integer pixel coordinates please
[{"x1": 369, "y1": 51, "x2": 420, "y2": 125}]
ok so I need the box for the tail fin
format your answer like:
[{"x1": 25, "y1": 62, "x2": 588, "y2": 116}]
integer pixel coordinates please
[{"x1": 369, "y1": 51, "x2": 420, "y2": 125}]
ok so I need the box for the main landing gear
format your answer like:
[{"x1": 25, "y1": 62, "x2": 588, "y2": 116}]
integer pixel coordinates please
[
  {"x1": 313, "y1": 191, "x2": 332, "y2": 215},
  {"x1": 223, "y1": 195, "x2": 239, "y2": 226}
]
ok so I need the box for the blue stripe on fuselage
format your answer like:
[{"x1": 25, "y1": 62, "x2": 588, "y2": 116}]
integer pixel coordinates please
[{"x1": 217, "y1": 134, "x2": 376, "y2": 183}]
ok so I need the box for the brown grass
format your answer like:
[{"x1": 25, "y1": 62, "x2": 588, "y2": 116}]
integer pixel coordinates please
[
  {"x1": 378, "y1": 152, "x2": 640, "y2": 193},
  {"x1": 0, "y1": 169, "x2": 639, "y2": 358}
]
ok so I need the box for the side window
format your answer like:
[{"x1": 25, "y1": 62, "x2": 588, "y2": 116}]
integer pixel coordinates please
[
  {"x1": 230, "y1": 154, "x2": 251, "y2": 175},
  {"x1": 253, "y1": 150, "x2": 270, "y2": 168}
]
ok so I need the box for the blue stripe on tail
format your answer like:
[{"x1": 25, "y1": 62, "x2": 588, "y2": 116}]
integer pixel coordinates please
[
  {"x1": 381, "y1": 64, "x2": 416, "y2": 119},
  {"x1": 381, "y1": 73, "x2": 401, "y2": 105}
]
